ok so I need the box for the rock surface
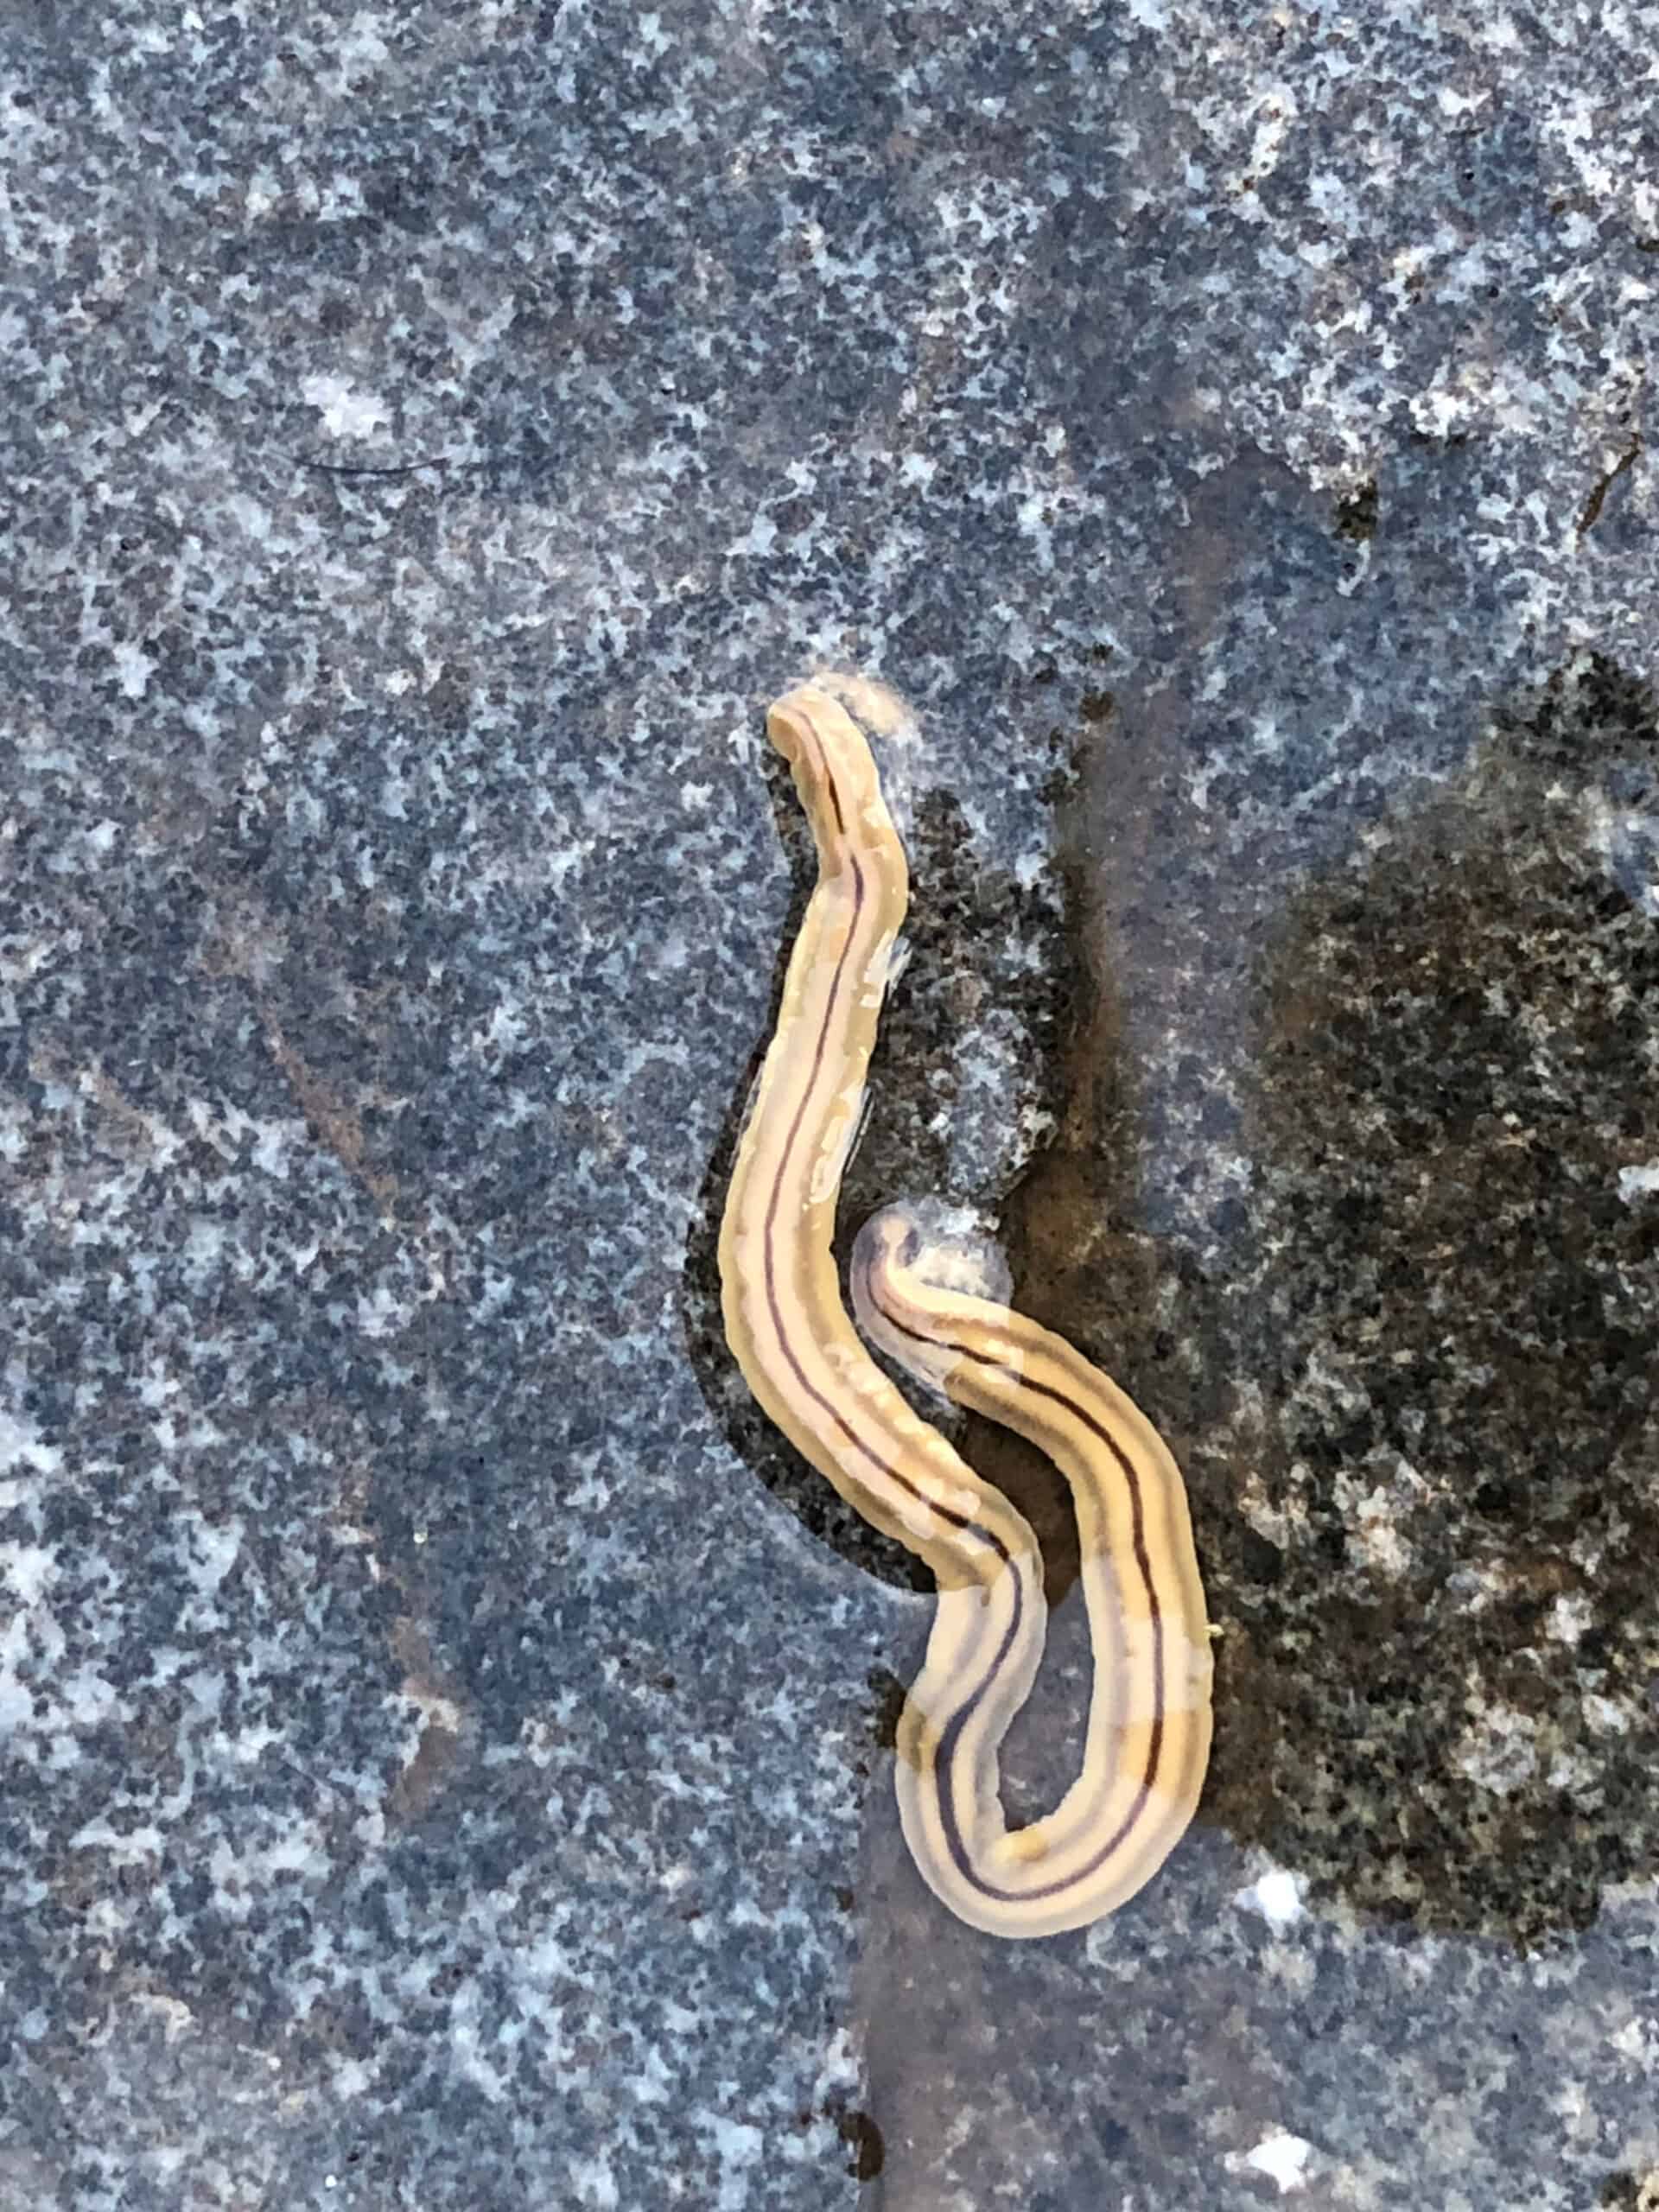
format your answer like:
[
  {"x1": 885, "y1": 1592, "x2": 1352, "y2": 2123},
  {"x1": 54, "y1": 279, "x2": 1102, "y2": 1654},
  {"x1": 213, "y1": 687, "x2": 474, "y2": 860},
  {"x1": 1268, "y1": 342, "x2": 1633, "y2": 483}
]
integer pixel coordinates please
[{"x1": 3, "y1": 3, "x2": 1657, "y2": 2206}]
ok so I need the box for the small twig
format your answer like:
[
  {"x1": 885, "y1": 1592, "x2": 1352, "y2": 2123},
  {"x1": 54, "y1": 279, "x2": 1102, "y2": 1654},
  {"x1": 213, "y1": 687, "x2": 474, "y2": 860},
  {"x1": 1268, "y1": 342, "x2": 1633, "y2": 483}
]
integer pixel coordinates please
[
  {"x1": 300, "y1": 456, "x2": 489, "y2": 480},
  {"x1": 1576, "y1": 431, "x2": 1643, "y2": 537}
]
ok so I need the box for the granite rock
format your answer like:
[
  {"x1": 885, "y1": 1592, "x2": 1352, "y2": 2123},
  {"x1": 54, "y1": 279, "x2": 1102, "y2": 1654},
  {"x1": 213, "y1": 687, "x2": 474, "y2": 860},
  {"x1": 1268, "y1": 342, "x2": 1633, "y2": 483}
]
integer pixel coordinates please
[{"x1": 3, "y1": 3, "x2": 1657, "y2": 2206}]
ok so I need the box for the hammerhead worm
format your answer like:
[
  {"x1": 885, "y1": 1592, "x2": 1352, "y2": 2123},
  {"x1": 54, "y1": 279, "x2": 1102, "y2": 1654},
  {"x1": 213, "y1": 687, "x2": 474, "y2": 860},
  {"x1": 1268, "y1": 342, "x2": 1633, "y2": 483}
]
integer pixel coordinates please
[{"x1": 718, "y1": 680, "x2": 1211, "y2": 1937}]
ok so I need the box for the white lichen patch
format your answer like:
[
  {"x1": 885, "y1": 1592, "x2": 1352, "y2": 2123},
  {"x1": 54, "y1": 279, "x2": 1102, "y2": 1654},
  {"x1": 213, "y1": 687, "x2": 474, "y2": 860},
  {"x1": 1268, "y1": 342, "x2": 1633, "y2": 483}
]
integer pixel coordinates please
[
  {"x1": 1226, "y1": 2127, "x2": 1315, "y2": 2195},
  {"x1": 1233, "y1": 1863, "x2": 1307, "y2": 1933}
]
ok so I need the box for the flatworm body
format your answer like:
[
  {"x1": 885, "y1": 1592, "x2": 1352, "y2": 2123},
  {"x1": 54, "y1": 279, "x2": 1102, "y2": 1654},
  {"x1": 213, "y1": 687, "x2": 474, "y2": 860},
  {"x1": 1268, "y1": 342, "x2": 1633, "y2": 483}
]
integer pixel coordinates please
[{"x1": 718, "y1": 681, "x2": 1212, "y2": 1938}]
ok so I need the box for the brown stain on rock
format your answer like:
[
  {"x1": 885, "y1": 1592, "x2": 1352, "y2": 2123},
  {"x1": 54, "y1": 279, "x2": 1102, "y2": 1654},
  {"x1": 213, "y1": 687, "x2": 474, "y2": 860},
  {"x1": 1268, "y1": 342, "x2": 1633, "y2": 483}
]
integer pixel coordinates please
[{"x1": 1206, "y1": 652, "x2": 1659, "y2": 1944}]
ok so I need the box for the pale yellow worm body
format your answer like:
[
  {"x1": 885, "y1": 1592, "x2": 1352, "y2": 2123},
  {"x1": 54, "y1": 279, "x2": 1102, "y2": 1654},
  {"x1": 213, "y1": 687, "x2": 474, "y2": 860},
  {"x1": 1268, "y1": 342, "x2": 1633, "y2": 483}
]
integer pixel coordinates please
[{"x1": 719, "y1": 682, "x2": 1212, "y2": 1937}]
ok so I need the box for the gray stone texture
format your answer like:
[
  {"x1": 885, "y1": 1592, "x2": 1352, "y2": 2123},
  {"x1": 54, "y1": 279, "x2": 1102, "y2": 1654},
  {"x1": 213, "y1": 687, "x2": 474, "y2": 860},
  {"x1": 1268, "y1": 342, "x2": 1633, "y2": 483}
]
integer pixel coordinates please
[{"x1": 3, "y1": 2, "x2": 1657, "y2": 2207}]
